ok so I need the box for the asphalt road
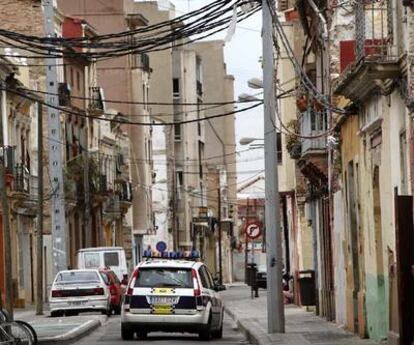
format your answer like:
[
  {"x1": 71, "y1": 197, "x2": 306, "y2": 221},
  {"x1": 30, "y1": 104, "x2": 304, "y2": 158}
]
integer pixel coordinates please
[{"x1": 74, "y1": 315, "x2": 249, "y2": 345}]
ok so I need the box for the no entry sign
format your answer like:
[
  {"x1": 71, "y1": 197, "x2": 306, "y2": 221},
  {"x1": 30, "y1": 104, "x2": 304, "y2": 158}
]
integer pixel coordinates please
[{"x1": 244, "y1": 222, "x2": 261, "y2": 239}]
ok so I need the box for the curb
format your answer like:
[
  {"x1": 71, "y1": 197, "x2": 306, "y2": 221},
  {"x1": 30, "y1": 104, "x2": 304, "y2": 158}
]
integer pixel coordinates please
[
  {"x1": 38, "y1": 319, "x2": 103, "y2": 345},
  {"x1": 224, "y1": 306, "x2": 266, "y2": 345}
]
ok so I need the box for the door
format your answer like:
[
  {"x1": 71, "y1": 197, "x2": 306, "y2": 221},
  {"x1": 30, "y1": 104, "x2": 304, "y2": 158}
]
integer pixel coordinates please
[
  {"x1": 199, "y1": 266, "x2": 219, "y2": 328},
  {"x1": 392, "y1": 194, "x2": 414, "y2": 345}
]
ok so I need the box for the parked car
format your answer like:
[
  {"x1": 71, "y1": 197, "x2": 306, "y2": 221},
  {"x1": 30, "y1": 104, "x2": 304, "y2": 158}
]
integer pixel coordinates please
[
  {"x1": 256, "y1": 265, "x2": 267, "y2": 289},
  {"x1": 121, "y1": 253, "x2": 226, "y2": 340},
  {"x1": 77, "y1": 247, "x2": 129, "y2": 286},
  {"x1": 100, "y1": 268, "x2": 123, "y2": 315},
  {"x1": 49, "y1": 269, "x2": 112, "y2": 317}
]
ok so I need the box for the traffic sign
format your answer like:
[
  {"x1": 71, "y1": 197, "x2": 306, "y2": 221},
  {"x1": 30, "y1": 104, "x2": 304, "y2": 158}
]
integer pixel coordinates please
[
  {"x1": 156, "y1": 241, "x2": 167, "y2": 253},
  {"x1": 244, "y1": 222, "x2": 261, "y2": 239}
]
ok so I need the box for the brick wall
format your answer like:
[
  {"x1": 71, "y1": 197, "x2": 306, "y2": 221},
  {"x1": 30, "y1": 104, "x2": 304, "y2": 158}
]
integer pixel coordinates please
[{"x1": 0, "y1": 0, "x2": 44, "y2": 36}]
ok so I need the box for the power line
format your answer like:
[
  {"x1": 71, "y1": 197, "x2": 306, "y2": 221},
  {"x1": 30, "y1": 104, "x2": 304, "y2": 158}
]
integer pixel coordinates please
[{"x1": 2, "y1": 86, "x2": 263, "y2": 126}]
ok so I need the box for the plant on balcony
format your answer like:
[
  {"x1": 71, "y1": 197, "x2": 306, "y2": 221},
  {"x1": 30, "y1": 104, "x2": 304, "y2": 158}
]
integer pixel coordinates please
[
  {"x1": 296, "y1": 85, "x2": 309, "y2": 112},
  {"x1": 285, "y1": 119, "x2": 302, "y2": 159}
]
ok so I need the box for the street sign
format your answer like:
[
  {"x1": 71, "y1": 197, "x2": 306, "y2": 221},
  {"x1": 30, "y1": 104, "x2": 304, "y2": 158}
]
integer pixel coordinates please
[
  {"x1": 245, "y1": 222, "x2": 261, "y2": 239},
  {"x1": 156, "y1": 241, "x2": 167, "y2": 253}
]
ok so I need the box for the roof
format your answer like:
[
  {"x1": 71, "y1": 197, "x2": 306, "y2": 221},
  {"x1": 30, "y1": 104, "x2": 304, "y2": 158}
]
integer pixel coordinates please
[
  {"x1": 57, "y1": 269, "x2": 100, "y2": 274},
  {"x1": 137, "y1": 259, "x2": 200, "y2": 269},
  {"x1": 77, "y1": 247, "x2": 124, "y2": 252}
]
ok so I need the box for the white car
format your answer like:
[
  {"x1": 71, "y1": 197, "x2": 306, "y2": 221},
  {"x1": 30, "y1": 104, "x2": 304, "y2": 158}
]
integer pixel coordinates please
[
  {"x1": 121, "y1": 256, "x2": 225, "y2": 340},
  {"x1": 49, "y1": 269, "x2": 112, "y2": 317}
]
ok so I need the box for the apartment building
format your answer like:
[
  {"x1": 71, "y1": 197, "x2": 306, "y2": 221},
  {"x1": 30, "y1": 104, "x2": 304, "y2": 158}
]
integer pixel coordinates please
[
  {"x1": 58, "y1": 0, "x2": 154, "y2": 267},
  {"x1": 190, "y1": 41, "x2": 237, "y2": 283}
]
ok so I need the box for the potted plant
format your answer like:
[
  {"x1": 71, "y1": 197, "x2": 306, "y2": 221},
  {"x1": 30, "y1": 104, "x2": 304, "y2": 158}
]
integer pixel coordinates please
[{"x1": 285, "y1": 119, "x2": 302, "y2": 159}]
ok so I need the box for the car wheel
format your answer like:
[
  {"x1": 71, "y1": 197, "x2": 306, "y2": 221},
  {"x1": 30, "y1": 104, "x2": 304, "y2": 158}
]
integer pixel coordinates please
[
  {"x1": 212, "y1": 319, "x2": 223, "y2": 339},
  {"x1": 199, "y1": 314, "x2": 212, "y2": 341},
  {"x1": 136, "y1": 330, "x2": 147, "y2": 340},
  {"x1": 121, "y1": 324, "x2": 134, "y2": 340}
]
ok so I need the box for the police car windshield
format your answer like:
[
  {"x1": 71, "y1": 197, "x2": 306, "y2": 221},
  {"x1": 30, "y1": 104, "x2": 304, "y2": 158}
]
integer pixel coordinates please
[{"x1": 135, "y1": 268, "x2": 193, "y2": 288}]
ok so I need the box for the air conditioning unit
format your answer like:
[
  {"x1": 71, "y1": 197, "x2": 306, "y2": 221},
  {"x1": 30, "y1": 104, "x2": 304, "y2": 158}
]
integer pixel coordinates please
[{"x1": 58, "y1": 83, "x2": 71, "y2": 106}]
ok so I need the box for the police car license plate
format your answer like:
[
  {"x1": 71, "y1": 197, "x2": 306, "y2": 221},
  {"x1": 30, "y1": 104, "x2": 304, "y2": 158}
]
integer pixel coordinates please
[
  {"x1": 152, "y1": 304, "x2": 173, "y2": 315},
  {"x1": 150, "y1": 296, "x2": 178, "y2": 305}
]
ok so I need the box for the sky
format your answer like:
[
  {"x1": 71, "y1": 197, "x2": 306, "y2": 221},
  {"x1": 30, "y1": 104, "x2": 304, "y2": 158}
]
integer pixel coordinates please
[{"x1": 171, "y1": 0, "x2": 265, "y2": 186}]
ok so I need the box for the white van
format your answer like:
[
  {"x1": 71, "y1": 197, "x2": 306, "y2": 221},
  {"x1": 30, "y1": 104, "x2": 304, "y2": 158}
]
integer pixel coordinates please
[{"x1": 77, "y1": 247, "x2": 129, "y2": 285}]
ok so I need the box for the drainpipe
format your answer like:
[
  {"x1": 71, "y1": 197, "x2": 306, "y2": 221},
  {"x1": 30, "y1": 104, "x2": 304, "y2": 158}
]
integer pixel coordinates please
[
  {"x1": 311, "y1": 199, "x2": 320, "y2": 315},
  {"x1": 1, "y1": 87, "x2": 7, "y2": 146}
]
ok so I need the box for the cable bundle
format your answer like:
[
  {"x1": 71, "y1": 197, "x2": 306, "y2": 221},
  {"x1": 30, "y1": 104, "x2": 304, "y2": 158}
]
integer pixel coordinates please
[{"x1": 0, "y1": 0, "x2": 261, "y2": 60}]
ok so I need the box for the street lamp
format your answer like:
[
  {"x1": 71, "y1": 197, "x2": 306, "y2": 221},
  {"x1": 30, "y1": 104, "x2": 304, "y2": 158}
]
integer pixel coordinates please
[
  {"x1": 238, "y1": 93, "x2": 261, "y2": 103},
  {"x1": 239, "y1": 137, "x2": 264, "y2": 146},
  {"x1": 248, "y1": 77, "x2": 263, "y2": 89}
]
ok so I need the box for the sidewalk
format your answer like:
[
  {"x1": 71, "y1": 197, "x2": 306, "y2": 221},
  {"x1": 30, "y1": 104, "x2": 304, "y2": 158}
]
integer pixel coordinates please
[
  {"x1": 14, "y1": 307, "x2": 106, "y2": 345},
  {"x1": 222, "y1": 285, "x2": 380, "y2": 345}
]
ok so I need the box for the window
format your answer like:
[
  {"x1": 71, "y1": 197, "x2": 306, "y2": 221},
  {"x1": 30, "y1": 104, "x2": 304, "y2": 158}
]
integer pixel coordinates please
[
  {"x1": 104, "y1": 252, "x2": 119, "y2": 266},
  {"x1": 173, "y1": 78, "x2": 180, "y2": 97},
  {"x1": 176, "y1": 170, "x2": 184, "y2": 187},
  {"x1": 174, "y1": 123, "x2": 181, "y2": 140},
  {"x1": 197, "y1": 99, "x2": 202, "y2": 136},
  {"x1": 198, "y1": 266, "x2": 211, "y2": 289},
  {"x1": 100, "y1": 272, "x2": 110, "y2": 285},
  {"x1": 77, "y1": 71, "x2": 81, "y2": 91},
  {"x1": 277, "y1": 132, "x2": 282, "y2": 164},
  {"x1": 198, "y1": 141, "x2": 204, "y2": 178},
  {"x1": 134, "y1": 268, "x2": 193, "y2": 288},
  {"x1": 84, "y1": 253, "x2": 100, "y2": 268},
  {"x1": 56, "y1": 271, "x2": 100, "y2": 283}
]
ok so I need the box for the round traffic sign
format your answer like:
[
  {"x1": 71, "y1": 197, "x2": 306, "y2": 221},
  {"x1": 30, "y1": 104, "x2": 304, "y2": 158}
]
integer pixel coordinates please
[
  {"x1": 156, "y1": 241, "x2": 167, "y2": 253},
  {"x1": 244, "y1": 222, "x2": 261, "y2": 239}
]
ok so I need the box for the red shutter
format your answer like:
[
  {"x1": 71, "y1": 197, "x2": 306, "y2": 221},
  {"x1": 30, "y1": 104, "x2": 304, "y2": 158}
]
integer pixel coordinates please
[{"x1": 339, "y1": 40, "x2": 356, "y2": 73}]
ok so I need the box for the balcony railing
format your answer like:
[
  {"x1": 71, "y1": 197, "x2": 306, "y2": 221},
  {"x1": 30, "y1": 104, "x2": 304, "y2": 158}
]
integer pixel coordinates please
[
  {"x1": 196, "y1": 81, "x2": 203, "y2": 96},
  {"x1": 88, "y1": 87, "x2": 104, "y2": 115},
  {"x1": 300, "y1": 109, "x2": 327, "y2": 157},
  {"x1": 116, "y1": 181, "x2": 132, "y2": 202},
  {"x1": 355, "y1": 0, "x2": 394, "y2": 62},
  {"x1": 3, "y1": 146, "x2": 15, "y2": 175},
  {"x1": 141, "y1": 53, "x2": 150, "y2": 73},
  {"x1": 13, "y1": 164, "x2": 30, "y2": 193}
]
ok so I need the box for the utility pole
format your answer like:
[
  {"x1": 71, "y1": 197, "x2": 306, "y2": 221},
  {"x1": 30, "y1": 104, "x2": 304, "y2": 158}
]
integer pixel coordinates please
[
  {"x1": 217, "y1": 185, "x2": 222, "y2": 285},
  {"x1": 0, "y1": 81, "x2": 13, "y2": 319},
  {"x1": 263, "y1": 0, "x2": 285, "y2": 333},
  {"x1": 43, "y1": 0, "x2": 67, "y2": 274},
  {"x1": 36, "y1": 102, "x2": 44, "y2": 315},
  {"x1": 244, "y1": 198, "x2": 249, "y2": 283}
]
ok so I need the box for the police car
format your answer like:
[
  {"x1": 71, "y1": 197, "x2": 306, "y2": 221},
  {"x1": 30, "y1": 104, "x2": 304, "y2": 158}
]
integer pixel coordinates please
[{"x1": 121, "y1": 251, "x2": 225, "y2": 340}]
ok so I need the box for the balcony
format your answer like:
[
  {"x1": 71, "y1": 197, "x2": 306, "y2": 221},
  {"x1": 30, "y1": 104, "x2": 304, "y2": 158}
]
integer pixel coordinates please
[
  {"x1": 334, "y1": 0, "x2": 400, "y2": 101},
  {"x1": 300, "y1": 109, "x2": 327, "y2": 158},
  {"x1": 58, "y1": 83, "x2": 71, "y2": 107},
  {"x1": 196, "y1": 81, "x2": 203, "y2": 96},
  {"x1": 115, "y1": 181, "x2": 132, "y2": 213},
  {"x1": 88, "y1": 87, "x2": 105, "y2": 116},
  {"x1": 140, "y1": 53, "x2": 151, "y2": 73},
  {"x1": 13, "y1": 164, "x2": 30, "y2": 194}
]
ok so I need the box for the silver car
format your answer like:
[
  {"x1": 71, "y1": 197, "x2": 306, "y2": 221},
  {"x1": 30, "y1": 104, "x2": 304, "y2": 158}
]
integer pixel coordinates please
[{"x1": 49, "y1": 269, "x2": 111, "y2": 317}]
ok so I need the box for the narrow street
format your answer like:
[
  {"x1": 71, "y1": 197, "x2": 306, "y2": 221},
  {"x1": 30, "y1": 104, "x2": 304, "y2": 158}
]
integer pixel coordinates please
[{"x1": 75, "y1": 315, "x2": 249, "y2": 345}]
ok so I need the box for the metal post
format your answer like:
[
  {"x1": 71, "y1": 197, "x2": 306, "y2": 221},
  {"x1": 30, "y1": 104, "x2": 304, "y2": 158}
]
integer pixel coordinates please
[
  {"x1": 36, "y1": 103, "x2": 44, "y2": 315},
  {"x1": 263, "y1": 0, "x2": 285, "y2": 333},
  {"x1": 217, "y1": 185, "x2": 223, "y2": 285},
  {"x1": 0, "y1": 81, "x2": 13, "y2": 319},
  {"x1": 244, "y1": 198, "x2": 249, "y2": 283},
  {"x1": 42, "y1": 0, "x2": 67, "y2": 274}
]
